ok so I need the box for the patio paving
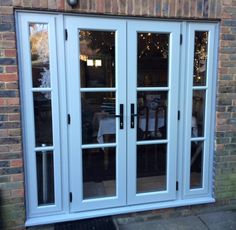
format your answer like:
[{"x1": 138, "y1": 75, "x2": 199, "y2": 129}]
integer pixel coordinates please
[{"x1": 118, "y1": 210, "x2": 236, "y2": 230}]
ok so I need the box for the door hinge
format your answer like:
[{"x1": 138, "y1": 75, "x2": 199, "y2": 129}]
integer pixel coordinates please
[
  {"x1": 67, "y1": 114, "x2": 71, "y2": 125},
  {"x1": 178, "y1": 110, "x2": 180, "y2": 120},
  {"x1": 69, "y1": 192, "x2": 72, "y2": 202},
  {"x1": 176, "y1": 181, "x2": 179, "y2": 191},
  {"x1": 65, "y1": 29, "x2": 68, "y2": 41},
  {"x1": 180, "y1": 34, "x2": 183, "y2": 45}
]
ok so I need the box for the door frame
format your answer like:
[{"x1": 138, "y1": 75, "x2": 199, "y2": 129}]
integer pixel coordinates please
[{"x1": 16, "y1": 11, "x2": 218, "y2": 226}]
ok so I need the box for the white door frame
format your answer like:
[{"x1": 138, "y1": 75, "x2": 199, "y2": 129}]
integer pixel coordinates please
[{"x1": 127, "y1": 20, "x2": 181, "y2": 204}]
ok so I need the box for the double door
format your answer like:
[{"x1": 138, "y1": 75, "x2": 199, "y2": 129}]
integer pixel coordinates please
[{"x1": 66, "y1": 16, "x2": 180, "y2": 212}]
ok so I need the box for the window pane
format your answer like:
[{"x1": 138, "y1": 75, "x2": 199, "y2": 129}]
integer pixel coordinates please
[
  {"x1": 80, "y1": 30, "x2": 115, "y2": 88},
  {"x1": 83, "y1": 148, "x2": 116, "y2": 199},
  {"x1": 81, "y1": 92, "x2": 116, "y2": 145},
  {"x1": 36, "y1": 151, "x2": 55, "y2": 205},
  {"x1": 192, "y1": 90, "x2": 206, "y2": 137},
  {"x1": 30, "y1": 23, "x2": 50, "y2": 88},
  {"x1": 137, "y1": 91, "x2": 168, "y2": 141},
  {"x1": 137, "y1": 33, "x2": 169, "y2": 87},
  {"x1": 34, "y1": 92, "x2": 53, "y2": 147},
  {"x1": 193, "y1": 31, "x2": 208, "y2": 86},
  {"x1": 137, "y1": 144, "x2": 167, "y2": 193},
  {"x1": 190, "y1": 141, "x2": 204, "y2": 189}
]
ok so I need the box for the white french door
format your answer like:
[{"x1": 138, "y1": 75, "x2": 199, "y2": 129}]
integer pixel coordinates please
[
  {"x1": 127, "y1": 21, "x2": 180, "y2": 204},
  {"x1": 65, "y1": 16, "x2": 127, "y2": 212},
  {"x1": 65, "y1": 17, "x2": 180, "y2": 212},
  {"x1": 17, "y1": 12, "x2": 218, "y2": 222}
]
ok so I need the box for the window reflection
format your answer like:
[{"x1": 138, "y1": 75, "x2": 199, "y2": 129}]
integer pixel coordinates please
[
  {"x1": 81, "y1": 92, "x2": 116, "y2": 144},
  {"x1": 190, "y1": 141, "x2": 203, "y2": 189},
  {"x1": 30, "y1": 23, "x2": 50, "y2": 88},
  {"x1": 138, "y1": 33, "x2": 169, "y2": 87},
  {"x1": 137, "y1": 144, "x2": 167, "y2": 193},
  {"x1": 83, "y1": 148, "x2": 116, "y2": 199},
  {"x1": 36, "y1": 151, "x2": 54, "y2": 205},
  {"x1": 193, "y1": 31, "x2": 208, "y2": 86},
  {"x1": 137, "y1": 91, "x2": 167, "y2": 141},
  {"x1": 79, "y1": 30, "x2": 115, "y2": 88},
  {"x1": 33, "y1": 92, "x2": 53, "y2": 147},
  {"x1": 192, "y1": 90, "x2": 205, "y2": 137}
]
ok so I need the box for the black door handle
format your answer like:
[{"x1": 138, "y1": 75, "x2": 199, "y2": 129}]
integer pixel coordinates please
[
  {"x1": 131, "y1": 103, "x2": 138, "y2": 128},
  {"x1": 115, "y1": 104, "x2": 124, "y2": 129}
]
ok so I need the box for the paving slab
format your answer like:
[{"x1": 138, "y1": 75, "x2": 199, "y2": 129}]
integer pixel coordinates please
[
  {"x1": 118, "y1": 215, "x2": 208, "y2": 230},
  {"x1": 198, "y1": 210, "x2": 236, "y2": 230}
]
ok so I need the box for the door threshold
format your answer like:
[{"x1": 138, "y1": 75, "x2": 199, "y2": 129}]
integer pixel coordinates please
[{"x1": 26, "y1": 197, "x2": 215, "y2": 227}]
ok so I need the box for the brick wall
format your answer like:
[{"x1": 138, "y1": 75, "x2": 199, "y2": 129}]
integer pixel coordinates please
[
  {"x1": 0, "y1": 0, "x2": 235, "y2": 230},
  {"x1": 215, "y1": 0, "x2": 236, "y2": 201}
]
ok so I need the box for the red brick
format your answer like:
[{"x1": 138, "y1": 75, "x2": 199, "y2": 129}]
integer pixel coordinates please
[
  {"x1": 48, "y1": 0, "x2": 57, "y2": 10},
  {"x1": 5, "y1": 66, "x2": 17, "y2": 73},
  {"x1": 10, "y1": 174, "x2": 23, "y2": 182},
  {"x1": 111, "y1": 0, "x2": 118, "y2": 14},
  {"x1": 10, "y1": 159, "x2": 23, "y2": 167},
  {"x1": 0, "y1": 129, "x2": 8, "y2": 137},
  {"x1": 9, "y1": 144, "x2": 22, "y2": 152},
  {"x1": 0, "y1": 98, "x2": 5, "y2": 105},
  {"x1": 8, "y1": 129, "x2": 21, "y2": 136},
  {"x1": 0, "y1": 74, "x2": 18, "y2": 82},
  {"x1": 22, "y1": 0, "x2": 32, "y2": 7},
  {"x1": 6, "y1": 98, "x2": 19, "y2": 105},
  {"x1": 0, "y1": 6, "x2": 13, "y2": 15},
  {"x1": 0, "y1": 40, "x2": 15, "y2": 49},
  {"x1": 57, "y1": 0, "x2": 65, "y2": 10},
  {"x1": 40, "y1": 0, "x2": 48, "y2": 8},
  {"x1": 13, "y1": 0, "x2": 21, "y2": 6},
  {"x1": 11, "y1": 189, "x2": 24, "y2": 197},
  {"x1": 223, "y1": 0, "x2": 232, "y2": 6},
  {"x1": 8, "y1": 113, "x2": 20, "y2": 121},
  {"x1": 148, "y1": 0, "x2": 155, "y2": 16},
  {"x1": 5, "y1": 82, "x2": 18, "y2": 89},
  {"x1": 3, "y1": 33, "x2": 15, "y2": 41},
  {"x1": 97, "y1": 0, "x2": 105, "y2": 13},
  {"x1": 155, "y1": 0, "x2": 162, "y2": 16},
  {"x1": 32, "y1": 0, "x2": 40, "y2": 7},
  {"x1": 5, "y1": 49, "x2": 16, "y2": 57},
  {"x1": 169, "y1": 0, "x2": 176, "y2": 17}
]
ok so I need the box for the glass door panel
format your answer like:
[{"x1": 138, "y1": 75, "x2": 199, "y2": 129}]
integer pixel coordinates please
[
  {"x1": 127, "y1": 21, "x2": 180, "y2": 204},
  {"x1": 66, "y1": 16, "x2": 126, "y2": 212}
]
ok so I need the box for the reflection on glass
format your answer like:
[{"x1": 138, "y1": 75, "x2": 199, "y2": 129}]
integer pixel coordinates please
[
  {"x1": 137, "y1": 33, "x2": 169, "y2": 87},
  {"x1": 83, "y1": 148, "x2": 116, "y2": 199},
  {"x1": 30, "y1": 23, "x2": 50, "y2": 88},
  {"x1": 193, "y1": 31, "x2": 208, "y2": 86},
  {"x1": 192, "y1": 90, "x2": 205, "y2": 137},
  {"x1": 137, "y1": 144, "x2": 167, "y2": 193},
  {"x1": 81, "y1": 92, "x2": 116, "y2": 144},
  {"x1": 79, "y1": 30, "x2": 115, "y2": 88},
  {"x1": 36, "y1": 151, "x2": 54, "y2": 205},
  {"x1": 137, "y1": 91, "x2": 167, "y2": 141},
  {"x1": 190, "y1": 141, "x2": 204, "y2": 189},
  {"x1": 34, "y1": 92, "x2": 53, "y2": 147}
]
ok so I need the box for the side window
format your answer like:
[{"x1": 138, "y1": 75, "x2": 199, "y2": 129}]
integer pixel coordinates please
[
  {"x1": 17, "y1": 14, "x2": 62, "y2": 216},
  {"x1": 183, "y1": 23, "x2": 217, "y2": 198}
]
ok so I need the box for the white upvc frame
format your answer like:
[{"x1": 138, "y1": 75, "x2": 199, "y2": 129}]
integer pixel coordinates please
[
  {"x1": 16, "y1": 13, "x2": 63, "y2": 216},
  {"x1": 16, "y1": 11, "x2": 219, "y2": 226},
  {"x1": 183, "y1": 23, "x2": 218, "y2": 199},
  {"x1": 127, "y1": 20, "x2": 181, "y2": 204},
  {"x1": 65, "y1": 16, "x2": 127, "y2": 212}
]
